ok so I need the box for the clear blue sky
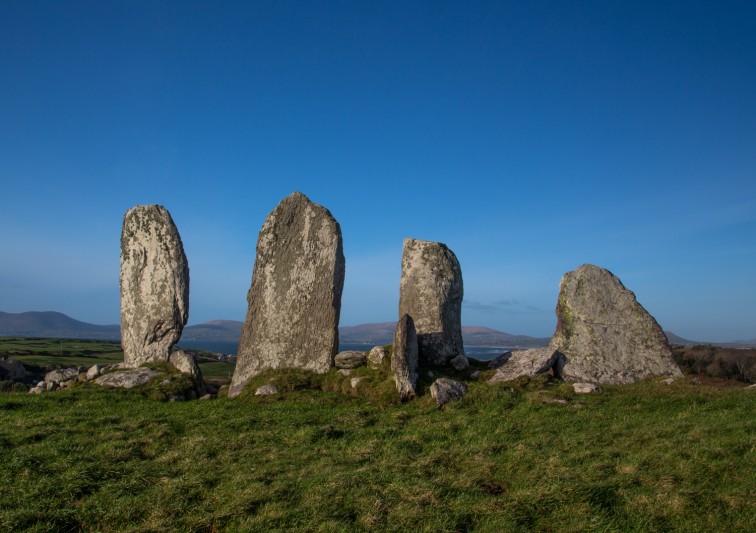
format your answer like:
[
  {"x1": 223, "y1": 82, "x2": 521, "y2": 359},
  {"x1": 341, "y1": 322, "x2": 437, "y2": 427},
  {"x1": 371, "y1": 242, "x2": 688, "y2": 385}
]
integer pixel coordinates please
[{"x1": 1, "y1": 1, "x2": 754, "y2": 341}]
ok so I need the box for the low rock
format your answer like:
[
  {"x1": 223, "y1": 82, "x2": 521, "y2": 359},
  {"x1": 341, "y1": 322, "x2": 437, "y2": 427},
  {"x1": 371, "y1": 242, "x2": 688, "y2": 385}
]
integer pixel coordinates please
[
  {"x1": 255, "y1": 384, "x2": 278, "y2": 396},
  {"x1": 451, "y1": 354, "x2": 469, "y2": 371},
  {"x1": 199, "y1": 393, "x2": 214, "y2": 400},
  {"x1": 488, "y1": 348, "x2": 558, "y2": 384},
  {"x1": 338, "y1": 369, "x2": 352, "y2": 377},
  {"x1": 430, "y1": 378, "x2": 468, "y2": 407},
  {"x1": 86, "y1": 364, "x2": 107, "y2": 380},
  {"x1": 168, "y1": 395, "x2": 185, "y2": 402},
  {"x1": 44, "y1": 368, "x2": 79, "y2": 384},
  {"x1": 94, "y1": 368, "x2": 163, "y2": 389},
  {"x1": 29, "y1": 386, "x2": 43, "y2": 394},
  {"x1": 77, "y1": 373, "x2": 88, "y2": 383},
  {"x1": 63, "y1": 379, "x2": 76, "y2": 389},
  {"x1": 746, "y1": 383, "x2": 756, "y2": 389},
  {"x1": 45, "y1": 381, "x2": 57, "y2": 392},
  {"x1": 204, "y1": 383, "x2": 218, "y2": 394},
  {"x1": 488, "y1": 351, "x2": 513, "y2": 369},
  {"x1": 334, "y1": 351, "x2": 367, "y2": 369},
  {"x1": 573, "y1": 382, "x2": 601, "y2": 394},
  {"x1": 662, "y1": 377, "x2": 677, "y2": 385},
  {"x1": 368, "y1": 346, "x2": 387, "y2": 368},
  {"x1": 350, "y1": 377, "x2": 364, "y2": 389},
  {"x1": 470, "y1": 371, "x2": 481, "y2": 379}
]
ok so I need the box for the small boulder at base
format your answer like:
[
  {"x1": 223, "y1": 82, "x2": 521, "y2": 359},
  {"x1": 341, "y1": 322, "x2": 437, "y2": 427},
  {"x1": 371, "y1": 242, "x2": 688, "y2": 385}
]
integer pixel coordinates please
[
  {"x1": 399, "y1": 238, "x2": 464, "y2": 366},
  {"x1": 95, "y1": 368, "x2": 163, "y2": 389},
  {"x1": 350, "y1": 377, "x2": 364, "y2": 389},
  {"x1": 334, "y1": 351, "x2": 367, "y2": 369},
  {"x1": 488, "y1": 348, "x2": 558, "y2": 384},
  {"x1": 550, "y1": 264, "x2": 683, "y2": 385},
  {"x1": 430, "y1": 378, "x2": 468, "y2": 407},
  {"x1": 391, "y1": 314, "x2": 419, "y2": 401},
  {"x1": 169, "y1": 350, "x2": 203, "y2": 381},
  {"x1": 86, "y1": 364, "x2": 107, "y2": 380},
  {"x1": 573, "y1": 382, "x2": 601, "y2": 394},
  {"x1": 120, "y1": 205, "x2": 189, "y2": 368},
  {"x1": 450, "y1": 354, "x2": 469, "y2": 371},
  {"x1": 230, "y1": 192, "x2": 345, "y2": 398},
  {"x1": 255, "y1": 384, "x2": 278, "y2": 396},
  {"x1": 367, "y1": 346, "x2": 387, "y2": 368},
  {"x1": 44, "y1": 368, "x2": 79, "y2": 385}
]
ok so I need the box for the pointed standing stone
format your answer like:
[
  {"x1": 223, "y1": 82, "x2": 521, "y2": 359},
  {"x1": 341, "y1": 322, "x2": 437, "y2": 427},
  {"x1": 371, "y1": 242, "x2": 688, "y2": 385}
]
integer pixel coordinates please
[
  {"x1": 391, "y1": 314, "x2": 418, "y2": 401},
  {"x1": 398, "y1": 238, "x2": 464, "y2": 365},
  {"x1": 229, "y1": 192, "x2": 345, "y2": 398},
  {"x1": 120, "y1": 205, "x2": 189, "y2": 368},
  {"x1": 550, "y1": 264, "x2": 682, "y2": 384}
]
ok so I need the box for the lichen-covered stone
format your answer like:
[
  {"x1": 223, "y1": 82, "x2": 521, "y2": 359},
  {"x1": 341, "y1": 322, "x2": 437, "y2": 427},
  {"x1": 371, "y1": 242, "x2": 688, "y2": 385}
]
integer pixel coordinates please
[
  {"x1": 334, "y1": 351, "x2": 367, "y2": 369},
  {"x1": 550, "y1": 264, "x2": 682, "y2": 384},
  {"x1": 230, "y1": 192, "x2": 345, "y2": 398},
  {"x1": 120, "y1": 205, "x2": 189, "y2": 368},
  {"x1": 94, "y1": 368, "x2": 163, "y2": 389},
  {"x1": 367, "y1": 346, "x2": 387, "y2": 368},
  {"x1": 487, "y1": 348, "x2": 558, "y2": 384},
  {"x1": 398, "y1": 238, "x2": 464, "y2": 366},
  {"x1": 391, "y1": 314, "x2": 418, "y2": 401},
  {"x1": 430, "y1": 378, "x2": 468, "y2": 407},
  {"x1": 450, "y1": 354, "x2": 469, "y2": 371}
]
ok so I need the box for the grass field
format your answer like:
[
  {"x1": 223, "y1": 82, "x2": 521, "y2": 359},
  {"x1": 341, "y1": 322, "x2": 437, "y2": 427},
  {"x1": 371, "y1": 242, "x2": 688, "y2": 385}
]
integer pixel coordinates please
[{"x1": 1, "y1": 366, "x2": 754, "y2": 531}]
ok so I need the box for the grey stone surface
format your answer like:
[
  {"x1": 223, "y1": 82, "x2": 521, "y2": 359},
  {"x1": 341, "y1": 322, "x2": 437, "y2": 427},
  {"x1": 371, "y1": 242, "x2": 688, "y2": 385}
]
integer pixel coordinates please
[
  {"x1": 391, "y1": 314, "x2": 418, "y2": 401},
  {"x1": 169, "y1": 350, "x2": 203, "y2": 380},
  {"x1": 350, "y1": 377, "x2": 364, "y2": 389},
  {"x1": 120, "y1": 205, "x2": 189, "y2": 368},
  {"x1": 86, "y1": 364, "x2": 106, "y2": 380},
  {"x1": 430, "y1": 378, "x2": 468, "y2": 407},
  {"x1": 488, "y1": 351, "x2": 513, "y2": 369},
  {"x1": 488, "y1": 348, "x2": 558, "y2": 384},
  {"x1": 450, "y1": 354, "x2": 469, "y2": 371},
  {"x1": 334, "y1": 351, "x2": 367, "y2": 369},
  {"x1": 470, "y1": 370, "x2": 481, "y2": 379},
  {"x1": 550, "y1": 264, "x2": 682, "y2": 384},
  {"x1": 398, "y1": 238, "x2": 464, "y2": 366},
  {"x1": 94, "y1": 368, "x2": 163, "y2": 389},
  {"x1": 255, "y1": 384, "x2": 278, "y2": 396},
  {"x1": 230, "y1": 192, "x2": 345, "y2": 398},
  {"x1": 573, "y1": 382, "x2": 601, "y2": 394},
  {"x1": 367, "y1": 346, "x2": 387, "y2": 368},
  {"x1": 44, "y1": 368, "x2": 79, "y2": 384}
]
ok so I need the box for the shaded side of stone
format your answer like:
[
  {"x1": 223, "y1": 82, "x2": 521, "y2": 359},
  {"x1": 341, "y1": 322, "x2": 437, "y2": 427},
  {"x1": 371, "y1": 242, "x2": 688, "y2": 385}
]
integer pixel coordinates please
[
  {"x1": 391, "y1": 314, "x2": 418, "y2": 401},
  {"x1": 120, "y1": 205, "x2": 189, "y2": 368},
  {"x1": 230, "y1": 192, "x2": 345, "y2": 398},
  {"x1": 334, "y1": 351, "x2": 367, "y2": 369},
  {"x1": 549, "y1": 264, "x2": 683, "y2": 384},
  {"x1": 398, "y1": 238, "x2": 464, "y2": 366}
]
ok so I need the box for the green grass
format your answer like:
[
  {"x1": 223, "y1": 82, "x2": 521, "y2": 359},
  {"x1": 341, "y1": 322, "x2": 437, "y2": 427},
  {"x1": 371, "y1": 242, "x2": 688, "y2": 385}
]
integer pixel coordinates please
[
  {"x1": 1, "y1": 369, "x2": 754, "y2": 532},
  {"x1": 0, "y1": 337, "x2": 124, "y2": 370},
  {"x1": 198, "y1": 361, "x2": 236, "y2": 380}
]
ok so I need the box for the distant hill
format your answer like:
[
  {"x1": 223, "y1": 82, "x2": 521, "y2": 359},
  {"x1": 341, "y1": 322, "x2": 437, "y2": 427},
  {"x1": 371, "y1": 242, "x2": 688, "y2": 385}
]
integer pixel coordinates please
[
  {"x1": 0, "y1": 311, "x2": 120, "y2": 340},
  {"x1": 182, "y1": 320, "x2": 244, "y2": 341},
  {"x1": 339, "y1": 322, "x2": 550, "y2": 348},
  {"x1": 664, "y1": 331, "x2": 756, "y2": 349},
  {"x1": 665, "y1": 331, "x2": 698, "y2": 347}
]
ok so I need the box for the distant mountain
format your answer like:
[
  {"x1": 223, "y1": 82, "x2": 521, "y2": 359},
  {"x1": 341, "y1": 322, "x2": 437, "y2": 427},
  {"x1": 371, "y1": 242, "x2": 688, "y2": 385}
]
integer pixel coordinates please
[
  {"x1": 664, "y1": 331, "x2": 697, "y2": 347},
  {"x1": 339, "y1": 322, "x2": 550, "y2": 348},
  {"x1": 182, "y1": 320, "x2": 244, "y2": 341},
  {"x1": 0, "y1": 311, "x2": 120, "y2": 340}
]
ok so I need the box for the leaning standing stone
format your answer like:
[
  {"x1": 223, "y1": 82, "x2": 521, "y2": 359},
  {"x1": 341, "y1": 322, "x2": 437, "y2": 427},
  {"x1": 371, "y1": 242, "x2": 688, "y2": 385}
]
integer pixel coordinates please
[
  {"x1": 550, "y1": 264, "x2": 682, "y2": 384},
  {"x1": 391, "y1": 314, "x2": 419, "y2": 401},
  {"x1": 398, "y1": 238, "x2": 464, "y2": 366},
  {"x1": 230, "y1": 192, "x2": 345, "y2": 398},
  {"x1": 120, "y1": 205, "x2": 189, "y2": 368}
]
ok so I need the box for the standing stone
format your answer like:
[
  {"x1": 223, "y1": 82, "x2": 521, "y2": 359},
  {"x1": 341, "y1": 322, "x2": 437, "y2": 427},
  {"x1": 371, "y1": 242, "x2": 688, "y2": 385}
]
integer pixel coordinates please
[
  {"x1": 550, "y1": 264, "x2": 682, "y2": 384},
  {"x1": 391, "y1": 314, "x2": 418, "y2": 401},
  {"x1": 229, "y1": 192, "x2": 345, "y2": 398},
  {"x1": 398, "y1": 238, "x2": 464, "y2": 366},
  {"x1": 120, "y1": 205, "x2": 189, "y2": 368}
]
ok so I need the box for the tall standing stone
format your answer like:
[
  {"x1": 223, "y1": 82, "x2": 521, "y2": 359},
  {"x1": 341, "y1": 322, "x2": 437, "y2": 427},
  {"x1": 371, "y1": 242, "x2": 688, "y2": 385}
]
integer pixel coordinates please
[
  {"x1": 398, "y1": 238, "x2": 464, "y2": 365},
  {"x1": 120, "y1": 205, "x2": 189, "y2": 368},
  {"x1": 229, "y1": 192, "x2": 345, "y2": 398},
  {"x1": 550, "y1": 264, "x2": 682, "y2": 384},
  {"x1": 391, "y1": 314, "x2": 418, "y2": 401}
]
